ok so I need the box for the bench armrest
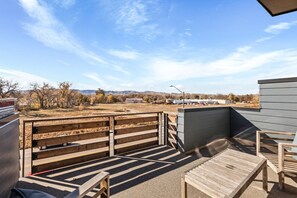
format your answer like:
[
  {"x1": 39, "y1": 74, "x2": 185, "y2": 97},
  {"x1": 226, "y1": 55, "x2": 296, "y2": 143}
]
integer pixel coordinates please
[{"x1": 64, "y1": 171, "x2": 110, "y2": 198}]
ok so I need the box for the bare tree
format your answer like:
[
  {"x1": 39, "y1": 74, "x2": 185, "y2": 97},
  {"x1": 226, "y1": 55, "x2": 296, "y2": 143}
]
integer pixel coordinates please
[
  {"x1": 0, "y1": 77, "x2": 19, "y2": 98},
  {"x1": 58, "y1": 82, "x2": 76, "y2": 108},
  {"x1": 30, "y1": 83, "x2": 54, "y2": 109}
]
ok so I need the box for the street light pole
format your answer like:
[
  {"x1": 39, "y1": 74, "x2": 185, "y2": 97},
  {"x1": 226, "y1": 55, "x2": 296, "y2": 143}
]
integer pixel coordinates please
[{"x1": 170, "y1": 85, "x2": 185, "y2": 108}]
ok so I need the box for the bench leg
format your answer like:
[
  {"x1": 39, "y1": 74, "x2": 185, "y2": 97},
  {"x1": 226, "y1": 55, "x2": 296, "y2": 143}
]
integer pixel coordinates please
[
  {"x1": 262, "y1": 162, "x2": 268, "y2": 192},
  {"x1": 181, "y1": 175, "x2": 187, "y2": 198}
]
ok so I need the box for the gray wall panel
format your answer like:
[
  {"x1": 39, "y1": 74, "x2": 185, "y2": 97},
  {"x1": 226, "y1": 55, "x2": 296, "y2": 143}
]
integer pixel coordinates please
[
  {"x1": 260, "y1": 82, "x2": 297, "y2": 89},
  {"x1": 260, "y1": 88, "x2": 297, "y2": 95},
  {"x1": 179, "y1": 108, "x2": 230, "y2": 152},
  {"x1": 260, "y1": 95, "x2": 297, "y2": 103},
  {"x1": 238, "y1": 113, "x2": 297, "y2": 126},
  {"x1": 261, "y1": 102, "x2": 297, "y2": 111},
  {"x1": 0, "y1": 118, "x2": 20, "y2": 198}
]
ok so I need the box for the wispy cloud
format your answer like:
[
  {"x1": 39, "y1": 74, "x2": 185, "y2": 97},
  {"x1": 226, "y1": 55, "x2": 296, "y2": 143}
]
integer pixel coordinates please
[
  {"x1": 256, "y1": 36, "x2": 273, "y2": 43},
  {"x1": 145, "y1": 46, "x2": 297, "y2": 82},
  {"x1": 19, "y1": 0, "x2": 106, "y2": 64},
  {"x1": 265, "y1": 21, "x2": 297, "y2": 34},
  {"x1": 100, "y1": 0, "x2": 161, "y2": 40},
  {"x1": 108, "y1": 49, "x2": 140, "y2": 60},
  {"x1": 83, "y1": 72, "x2": 109, "y2": 89},
  {"x1": 0, "y1": 67, "x2": 53, "y2": 89}
]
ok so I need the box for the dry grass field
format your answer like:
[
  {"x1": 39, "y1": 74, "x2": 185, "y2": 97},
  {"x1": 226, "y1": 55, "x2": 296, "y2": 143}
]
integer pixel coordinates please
[{"x1": 19, "y1": 103, "x2": 258, "y2": 148}]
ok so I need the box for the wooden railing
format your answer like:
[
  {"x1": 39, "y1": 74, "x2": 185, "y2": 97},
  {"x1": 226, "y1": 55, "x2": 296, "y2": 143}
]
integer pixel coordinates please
[
  {"x1": 22, "y1": 112, "x2": 163, "y2": 175},
  {"x1": 164, "y1": 113, "x2": 178, "y2": 149}
]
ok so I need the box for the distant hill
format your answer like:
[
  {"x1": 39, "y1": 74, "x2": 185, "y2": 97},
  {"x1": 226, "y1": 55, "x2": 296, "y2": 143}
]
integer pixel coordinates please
[{"x1": 78, "y1": 90, "x2": 168, "y2": 95}]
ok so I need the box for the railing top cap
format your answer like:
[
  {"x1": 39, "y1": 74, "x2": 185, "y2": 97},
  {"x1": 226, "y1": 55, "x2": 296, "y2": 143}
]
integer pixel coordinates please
[{"x1": 23, "y1": 111, "x2": 163, "y2": 122}]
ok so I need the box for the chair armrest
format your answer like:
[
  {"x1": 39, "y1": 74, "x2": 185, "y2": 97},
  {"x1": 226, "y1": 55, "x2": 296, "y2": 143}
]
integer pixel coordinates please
[
  {"x1": 278, "y1": 143, "x2": 297, "y2": 173},
  {"x1": 64, "y1": 171, "x2": 110, "y2": 198},
  {"x1": 256, "y1": 130, "x2": 296, "y2": 156},
  {"x1": 257, "y1": 130, "x2": 295, "y2": 136}
]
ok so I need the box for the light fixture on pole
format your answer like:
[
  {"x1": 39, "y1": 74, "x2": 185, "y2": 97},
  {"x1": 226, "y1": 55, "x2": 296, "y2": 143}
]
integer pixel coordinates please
[{"x1": 170, "y1": 85, "x2": 185, "y2": 108}]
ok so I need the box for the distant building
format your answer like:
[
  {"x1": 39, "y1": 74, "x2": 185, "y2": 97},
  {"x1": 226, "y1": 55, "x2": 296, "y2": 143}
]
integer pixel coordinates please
[
  {"x1": 172, "y1": 99, "x2": 231, "y2": 105},
  {"x1": 125, "y1": 98, "x2": 143, "y2": 103}
]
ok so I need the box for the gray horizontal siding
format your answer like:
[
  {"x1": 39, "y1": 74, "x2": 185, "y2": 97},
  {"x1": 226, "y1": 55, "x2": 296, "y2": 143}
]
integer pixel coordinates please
[
  {"x1": 238, "y1": 113, "x2": 297, "y2": 127},
  {"x1": 260, "y1": 109, "x2": 297, "y2": 118},
  {"x1": 260, "y1": 95, "x2": 297, "y2": 103},
  {"x1": 261, "y1": 103, "x2": 297, "y2": 111},
  {"x1": 260, "y1": 81, "x2": 297, "y2": 89},
  {"x1": 250, "y1": 121, "x2": 297, "y2": 133},
  {"x1": 260, "y1": 88, "x2": 297, "y2": 96}
]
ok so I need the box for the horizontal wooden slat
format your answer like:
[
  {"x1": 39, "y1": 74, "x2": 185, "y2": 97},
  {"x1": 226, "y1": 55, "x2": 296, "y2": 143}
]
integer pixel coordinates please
[
  {"x1": 168, "y1": 129, "x2": 177, "y2": 135},
  {"x1": 168, "y1": 138, "x2": 177, "y2": 149},
  {"x1": 168, "y1": 123, "x2": 177, "y2": 131},
  {"x1": 115, "y1": 132, "x2": 158, "y2": 144},
  {"x1": 258, "y1": 131, "x2": 296, "y2": 135},
  {"x1": 115, "y1": 139, "x2": 158, "y2": 154},
  {"x1": 260, "y1": 137, "x2": 293, "y2": 142},
  {"x1": 32, "y1": 141, "x2": 109, "y2": 160},
  {"x1": 168, "y1": 132, "x2": 177, "y2": 140},
  {"x1": 168, "y1": 115, "x2": 177, "y2": 123},
  {"x1": 33, "y1": 131, "x2": 109, "y2": 147},
  {"x1": 33, "y1": 120, "x2": 110, "y2": 134},
  {"x1": 115, "y1": 124, "x2": 158, "y2": 135},
  {"x1": 32, "y1": 151, "x2": 108, "y2": 173},
  {"x1": 115, "y1": 116, "x2": 158, "y2": 126}
]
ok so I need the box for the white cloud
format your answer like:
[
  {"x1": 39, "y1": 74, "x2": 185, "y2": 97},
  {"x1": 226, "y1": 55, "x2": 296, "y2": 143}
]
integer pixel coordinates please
[
  {"x1": 108, "y1": 49, "x2": 140, "y2": 60},
  {"x1": 19, "y1": 0, "x2": 106, "y2": 64},
  {"x1": 145, "y1": 47, "x2": 297, "y2": 82},
  {"x1": 0, "y1": 67, "x2": 53, "y2": 89},
  {"x1": 83, "y1": 72, "x2": 109, "y2": 89},
  {"x1": 101, "y1": 0, "x2": 161, "y2": 40},
  {"x1": 265, "y1": 21, "x2": 297, "y2": 34},
  {"x1": 256, "y1": 36, "x2": 273, "y2": 43}
]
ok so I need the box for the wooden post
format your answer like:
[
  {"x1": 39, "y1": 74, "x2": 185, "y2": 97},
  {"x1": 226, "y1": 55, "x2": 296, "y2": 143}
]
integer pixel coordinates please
[
  {"x1": 109, "y1": 116, "x2": 115, "y2": 156},
  {"x1": 181, "y1": 174, "x2": 187, "y2": 198},
  {"x1": 256, "y1": 130, "x2": 260, "y2": 156},
  {"x1": 175, "y1": 115, "x2": 178, "y2": 150},
  {"x1": 278, "y1": 143, "x2": 285, "y2": 190},
  {"x1": 30, "y1": 122, "x2": 34, "y2": 175},
  {"x1": 262, "y1": 161, "x2": 268, "y2": 192},
  {"x1": 164, "y1": 113, "x2": 168, "y2": 146},
  {"x1": 22, "y1": 121, "x2": 26, "y2": 177},
  {"x1": 158, "y1": 113, "x2": 162, "y2": 145}
]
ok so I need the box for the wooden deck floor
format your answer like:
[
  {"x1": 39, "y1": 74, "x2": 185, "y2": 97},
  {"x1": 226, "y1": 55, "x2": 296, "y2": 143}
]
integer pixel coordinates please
[{"x1": 17, "y1": 131, "x2": 297, "y2": 198}]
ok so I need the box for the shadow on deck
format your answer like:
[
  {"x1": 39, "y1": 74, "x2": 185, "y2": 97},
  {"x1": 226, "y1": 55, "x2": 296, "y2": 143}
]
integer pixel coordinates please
[{"x1": 17, "y1": 130, "x2": 297, "y2": 198}]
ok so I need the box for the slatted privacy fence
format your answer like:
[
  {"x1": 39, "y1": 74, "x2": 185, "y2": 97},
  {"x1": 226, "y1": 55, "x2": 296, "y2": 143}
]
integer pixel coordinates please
[
  {"x1": 164, "y1": 113, "x2": 178, "y2": 149},
  {"x1": 113, "y1": 113, "x2": 161, "y2": 155},
  {"x1": 23, "y1": 112, "x2": 163, "y2": 175}
]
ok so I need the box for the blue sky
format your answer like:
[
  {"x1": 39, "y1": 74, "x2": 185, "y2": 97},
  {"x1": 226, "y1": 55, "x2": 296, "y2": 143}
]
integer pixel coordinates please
[{"x1": 1, "y1": 0, "x2": 297, "y2": 94}]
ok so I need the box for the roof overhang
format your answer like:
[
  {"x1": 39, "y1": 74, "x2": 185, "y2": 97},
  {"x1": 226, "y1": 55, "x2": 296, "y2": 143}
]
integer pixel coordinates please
[{"x1": 258, "y1": 0, "x2": 297, "y2": 16}]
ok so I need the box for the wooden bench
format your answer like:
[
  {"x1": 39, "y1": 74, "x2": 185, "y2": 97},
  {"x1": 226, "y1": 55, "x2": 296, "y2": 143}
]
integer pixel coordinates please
[
  {"x1": 65, "y1": 171, "x2": 110, "y2": 198},
  {"x1": 181, "y1": 149, "x2": 267, "y2": 198}
]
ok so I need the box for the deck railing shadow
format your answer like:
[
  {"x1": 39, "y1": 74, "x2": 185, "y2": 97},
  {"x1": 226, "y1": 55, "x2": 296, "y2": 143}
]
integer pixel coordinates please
[{"x1": 17, "y1": 145, "x2": 199, "y2": 197}]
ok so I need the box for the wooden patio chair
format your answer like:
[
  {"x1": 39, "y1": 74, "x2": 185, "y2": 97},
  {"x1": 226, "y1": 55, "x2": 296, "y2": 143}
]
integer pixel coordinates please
[{"x1": 256, "y1": 130, "x2": 297, "y2": 189}]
